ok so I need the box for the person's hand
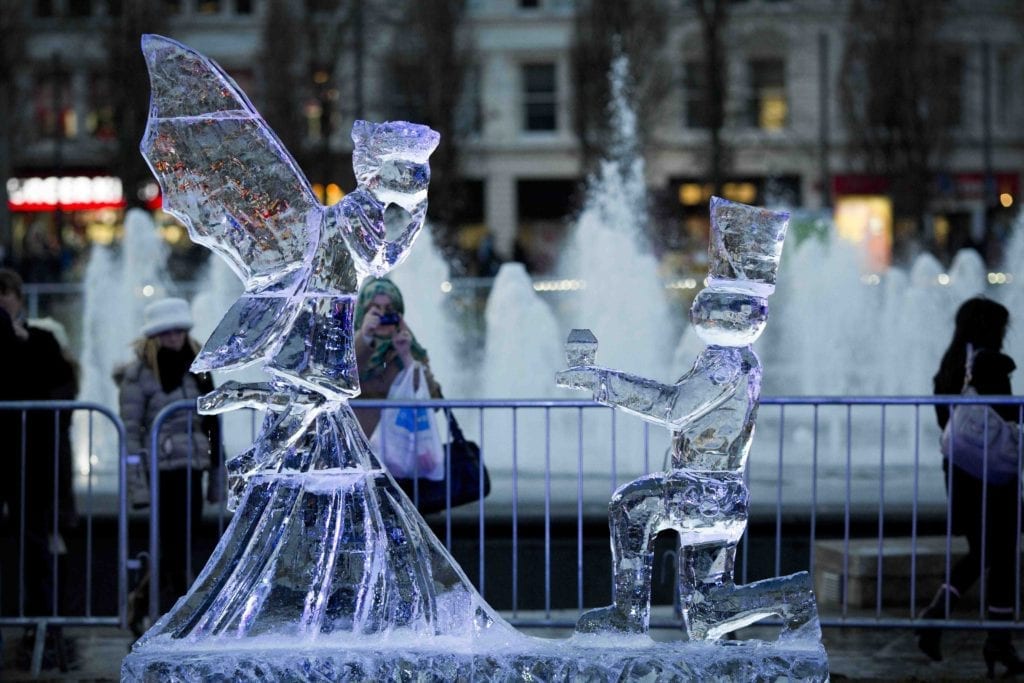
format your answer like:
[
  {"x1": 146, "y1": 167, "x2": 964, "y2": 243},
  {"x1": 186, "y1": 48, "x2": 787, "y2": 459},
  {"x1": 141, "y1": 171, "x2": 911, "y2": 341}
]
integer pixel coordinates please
[
  {"x1": 359, "y1": 304, "x2": 384, "y2": 340},
  {"x1": 0, "y1": 306, "x2": 27, "y2": 341},
  {"x1": 393, "y1": 324, "x2": 414, "y2": 365},
  {"x1": 11, "y1": 319, "x2": 28, "y2": 341}
]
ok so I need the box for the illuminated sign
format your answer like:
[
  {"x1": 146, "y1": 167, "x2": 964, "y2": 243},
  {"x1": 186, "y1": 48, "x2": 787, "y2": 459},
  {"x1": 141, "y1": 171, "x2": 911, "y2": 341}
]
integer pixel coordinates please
[{"x1": 7, "y1": 175, "x2": 125, "y2": 211}]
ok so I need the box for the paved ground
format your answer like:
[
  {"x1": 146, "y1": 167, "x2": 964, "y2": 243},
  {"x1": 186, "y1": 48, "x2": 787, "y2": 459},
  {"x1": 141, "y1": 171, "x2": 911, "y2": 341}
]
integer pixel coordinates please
[{"x1": 0, "y1": 620, "x2": 1012, "y2": 681}]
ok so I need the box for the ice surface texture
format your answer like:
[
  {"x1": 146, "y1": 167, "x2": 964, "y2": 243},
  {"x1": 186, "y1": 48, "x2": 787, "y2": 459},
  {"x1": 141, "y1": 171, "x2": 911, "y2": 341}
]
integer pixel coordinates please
[
  {"x1": 123, "y1": 633, "x2": 829, "y2": 682},
  {"x1": 140, "y1": 34, "x2": 438, "y2": 399},
  {"x1": 708, "y1": 195, "x2": 789, "y2": 294},
  {"x1": 127, "y1": 33, "x2": 517, "y2": 665},
  {"x1": 558, "y1": 197, "x2": 824, "y2": 650}
]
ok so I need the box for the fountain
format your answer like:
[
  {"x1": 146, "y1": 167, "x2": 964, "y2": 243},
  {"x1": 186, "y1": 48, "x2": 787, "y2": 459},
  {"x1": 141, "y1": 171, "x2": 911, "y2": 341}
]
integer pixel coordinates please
[
  {"x1": 122, "y1": 35, "x2": 828, "y2": 681},
  {"x1": 74, "y1": 208, "x2": 172, "y2": 480},
  {"x1": 73, "y1": 37, "x2": 1022, "y2": 517}
]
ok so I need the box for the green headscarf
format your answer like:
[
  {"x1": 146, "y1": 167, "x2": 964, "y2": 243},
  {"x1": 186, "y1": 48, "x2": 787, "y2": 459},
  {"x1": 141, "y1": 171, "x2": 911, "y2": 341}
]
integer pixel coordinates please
[{"x1": 356, "y1": 277, "x2": 428, "y2": 380}]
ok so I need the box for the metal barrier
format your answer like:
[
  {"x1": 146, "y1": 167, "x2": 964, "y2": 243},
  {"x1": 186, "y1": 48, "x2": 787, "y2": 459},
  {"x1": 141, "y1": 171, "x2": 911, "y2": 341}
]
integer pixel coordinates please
[
  {"x1": 142, "y1": 394, "x2": 1023, "y2": 634},
  {"x1": 2, "y1": 394, "x2": 1020, "y2": 650},
  {"x1": 0, "y1": 400, "x2": 128, "y2": 675}
]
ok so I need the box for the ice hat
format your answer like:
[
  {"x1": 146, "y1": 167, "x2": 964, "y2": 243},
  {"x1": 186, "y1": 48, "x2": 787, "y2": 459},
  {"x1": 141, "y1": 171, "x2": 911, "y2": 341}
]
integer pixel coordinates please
[
  {"x1": 707, "y1": 196, "x2": 789, "y2": 295},
  {"x1": 141, "y1": 297, "x2": 193, "y2": 337}
]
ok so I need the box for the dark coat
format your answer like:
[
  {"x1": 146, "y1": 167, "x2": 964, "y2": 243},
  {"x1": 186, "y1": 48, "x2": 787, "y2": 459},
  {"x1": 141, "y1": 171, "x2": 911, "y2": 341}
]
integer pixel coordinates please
[{"x1": 0, "y1": 309, "x2": 78, "y2": 533}]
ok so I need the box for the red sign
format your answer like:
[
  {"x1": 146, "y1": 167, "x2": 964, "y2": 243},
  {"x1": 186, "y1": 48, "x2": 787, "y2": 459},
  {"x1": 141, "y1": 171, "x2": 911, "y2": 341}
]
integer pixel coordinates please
[{"x1": 6, "y1": 175, "x2": 163, "y2": 212}]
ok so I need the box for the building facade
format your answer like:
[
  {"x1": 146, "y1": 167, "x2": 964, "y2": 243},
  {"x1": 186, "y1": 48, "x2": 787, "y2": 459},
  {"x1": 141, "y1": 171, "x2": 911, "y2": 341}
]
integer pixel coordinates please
[{"x1": 4, "y1": 0, "x2": 1023, "y2": 279}]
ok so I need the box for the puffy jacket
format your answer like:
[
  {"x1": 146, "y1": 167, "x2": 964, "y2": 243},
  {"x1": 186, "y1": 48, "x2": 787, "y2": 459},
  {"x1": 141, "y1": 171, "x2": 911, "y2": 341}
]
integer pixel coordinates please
[{"x1": 115, "y1": 357, "x2": 211, "y2": 471}]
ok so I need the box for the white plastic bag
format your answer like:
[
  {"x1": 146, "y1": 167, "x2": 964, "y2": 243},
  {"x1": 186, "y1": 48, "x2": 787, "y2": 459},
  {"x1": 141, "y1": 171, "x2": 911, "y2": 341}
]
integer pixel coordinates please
[{"x1": 370, "y1": 362, "x2": 445, "y2": 480}]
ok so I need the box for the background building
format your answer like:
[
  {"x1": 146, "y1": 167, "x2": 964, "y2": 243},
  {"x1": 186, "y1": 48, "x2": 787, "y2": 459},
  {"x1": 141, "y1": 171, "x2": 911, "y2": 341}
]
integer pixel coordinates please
[{"x1": 2, "y1": 0, "x2": 1022, "y2": 281}]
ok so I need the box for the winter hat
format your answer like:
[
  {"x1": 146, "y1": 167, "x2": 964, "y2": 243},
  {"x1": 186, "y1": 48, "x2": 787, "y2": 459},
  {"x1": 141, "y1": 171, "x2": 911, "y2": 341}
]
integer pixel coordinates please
[{"x1": 141, "y1": 297, "x2": 193, "y2": 337}]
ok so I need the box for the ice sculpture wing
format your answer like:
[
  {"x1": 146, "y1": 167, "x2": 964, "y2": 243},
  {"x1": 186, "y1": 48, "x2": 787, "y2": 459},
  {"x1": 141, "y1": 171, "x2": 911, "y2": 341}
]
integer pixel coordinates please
[{"x1": 140, "y1": 34, "x2": 320, "y2": 292}]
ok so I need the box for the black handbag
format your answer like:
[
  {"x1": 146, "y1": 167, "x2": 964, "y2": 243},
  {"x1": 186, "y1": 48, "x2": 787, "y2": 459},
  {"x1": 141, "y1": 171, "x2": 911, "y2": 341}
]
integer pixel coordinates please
[{"x1": 395, "y1": 408, "x2": 491, "y2": 514}]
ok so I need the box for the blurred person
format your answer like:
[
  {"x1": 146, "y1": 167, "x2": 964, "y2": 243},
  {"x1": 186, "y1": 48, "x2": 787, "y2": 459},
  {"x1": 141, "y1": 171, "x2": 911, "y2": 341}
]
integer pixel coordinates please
[
  {"x1": 919, "y1": 297, "x2": 1023, "y2": 676},
  {"x1": 27, "y1": 316, "x2": 80, "y2": 532},
  {"x1": 353, "y1": 277, "x2": 440, "y2": 437},
  {"x1": 115, "y1": 297, "x2": 222, "y2": 612},
  {"x1": 0, "y1": 268, "x2": 78, "y2": 666}
]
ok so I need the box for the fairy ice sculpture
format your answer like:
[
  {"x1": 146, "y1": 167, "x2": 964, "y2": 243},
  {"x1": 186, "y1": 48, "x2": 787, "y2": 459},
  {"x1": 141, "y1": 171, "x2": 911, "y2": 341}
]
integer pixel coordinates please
[
  {"x1": 126, "y1": 34, "x2": 509, "y2": 652},
  {"x1": 558, "y1": 197, "x2": 821, "y2": 640}
]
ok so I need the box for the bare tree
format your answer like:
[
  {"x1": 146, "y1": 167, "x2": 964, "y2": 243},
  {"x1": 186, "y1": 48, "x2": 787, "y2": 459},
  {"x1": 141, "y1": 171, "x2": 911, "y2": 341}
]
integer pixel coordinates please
[
  {"x1": 383, "y1": 0, "x2": 472, "y2": 265},
  {"x1": 571, "y1": 0, "x2": 672, "y2": 172},
  {"x1": 692, "y1": 0, "x2": 730, "y2": 199},
  {"x1": 107, "y1": 0, "x2": 166, "y2": 210},
  {"x1": 259, "y1": 0, "x2": 308, "y2": 161},
  {"x1": 839, "y1": 0, "x2": 955, "y2": 258},
  {"x1": 0, "y1": 0, "x2": 26, "y2": 259},
  {"x1": 301, "y1": 0, "x2": 358, "y2": 188}
]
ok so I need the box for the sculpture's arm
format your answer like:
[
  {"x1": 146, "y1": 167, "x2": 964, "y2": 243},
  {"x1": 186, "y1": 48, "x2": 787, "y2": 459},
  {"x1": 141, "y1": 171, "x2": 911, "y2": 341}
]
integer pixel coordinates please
[
  {"x1": 556, "y1": 362, "x2": 743, "y2": 429},
  {"x1": 338, "y1": 191, "x2": 430, "y2": 276},
  {"x1": 378, "y1": 197, "x2": 429, "y2": 273},
  {"x1": 557, "y1": 366, "x2": 674, "y2": 424},
  {"x1": 198, "y1": 381, "x2": 322, "y2": 415}
]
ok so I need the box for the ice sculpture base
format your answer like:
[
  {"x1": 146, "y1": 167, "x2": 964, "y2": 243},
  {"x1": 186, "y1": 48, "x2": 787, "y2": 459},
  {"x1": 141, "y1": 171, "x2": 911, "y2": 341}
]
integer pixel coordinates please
[{"x1": 122, "y1": 632, "x2": 829, "y2": 681}]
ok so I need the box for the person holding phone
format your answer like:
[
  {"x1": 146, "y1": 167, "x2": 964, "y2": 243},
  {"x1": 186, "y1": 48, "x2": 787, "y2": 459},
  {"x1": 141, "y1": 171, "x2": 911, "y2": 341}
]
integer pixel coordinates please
[{"x1": 353, "y1": 278, "x2": 440, "y2": 437}]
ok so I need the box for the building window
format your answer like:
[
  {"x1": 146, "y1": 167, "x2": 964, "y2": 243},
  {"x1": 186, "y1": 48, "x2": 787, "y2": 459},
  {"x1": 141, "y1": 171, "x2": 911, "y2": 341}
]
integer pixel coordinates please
[
  {"x1": 162, "y1": 0, "x2": 183, "y2": 13},
  {"x1": 747, "y1": 58, "x2": 787, "y2": 130},
  {"x1": 456, "y1": 63, "x2": 482, "y2": 135},
  {"x1": 235, "y1": 0, "x2": 254, "y2": 13},
  {"x1": 940, "y1": 52, "x2": 963, "y2": 127},
  {"x1": 522, "y1": 63, "x2": 557, "y2": 131},
  {"x1": 87, "y1": 74, "x2": 116, "y2": 140},
  {"x1": 68, "y1": 0, "x2": 93, "y2": 16},
  {"x1": 519, "y1": 0, "x2": 540, "y2": 8},
  {"x1": 32, "y1": 72, "x2": 75, "y2": 140},
  {"x1": 34, "y1": 0, "x2": 56, "y2": 17},
  {"x1": 197, "y1": 0, "x2": 222, "y2": 14},
  {"x1": 996, "y1": 49, "x2": 1014, "y2": 127},
  {"x1": 683, "y1": 60, "x2": 709, "y2": 129}
]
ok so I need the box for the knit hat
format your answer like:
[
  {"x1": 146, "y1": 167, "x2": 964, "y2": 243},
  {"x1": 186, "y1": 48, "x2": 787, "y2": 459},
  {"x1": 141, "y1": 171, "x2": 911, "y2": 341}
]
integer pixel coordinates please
[{"x1": 141, "y1": 297, "x2": 193, "y2": 337}]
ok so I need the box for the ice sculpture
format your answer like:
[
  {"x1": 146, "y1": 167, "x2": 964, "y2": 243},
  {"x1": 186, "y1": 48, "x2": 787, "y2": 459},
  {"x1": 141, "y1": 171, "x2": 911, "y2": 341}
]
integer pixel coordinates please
[
  {"x1": 124, "y1": 36, "x2": 828, "y2": 681},
  {"x1": 122, "y1": 33, "x2": 511, "y2": 677},
  {"x1": 558, "y1": 197, "x2": 824, "y2": 643}
]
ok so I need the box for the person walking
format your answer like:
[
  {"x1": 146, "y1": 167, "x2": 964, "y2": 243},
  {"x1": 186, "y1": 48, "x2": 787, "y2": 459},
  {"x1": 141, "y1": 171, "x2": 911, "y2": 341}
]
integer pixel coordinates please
[{"x1": 919, "y1": 297, "x2": 1023, "y2": 677}]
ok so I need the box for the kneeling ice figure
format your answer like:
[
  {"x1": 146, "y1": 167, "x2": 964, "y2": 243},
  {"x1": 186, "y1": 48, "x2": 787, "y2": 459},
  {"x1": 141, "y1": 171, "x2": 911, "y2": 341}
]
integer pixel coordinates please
[{"x1": 558, "y1": 196, "x2": 820, "y2": 640}]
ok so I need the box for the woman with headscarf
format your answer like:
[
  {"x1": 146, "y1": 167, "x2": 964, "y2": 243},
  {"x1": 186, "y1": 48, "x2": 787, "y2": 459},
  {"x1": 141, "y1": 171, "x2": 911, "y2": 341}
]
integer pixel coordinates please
[{"x1": 353, "y1": 278, "x2": 440, "y2": 437}]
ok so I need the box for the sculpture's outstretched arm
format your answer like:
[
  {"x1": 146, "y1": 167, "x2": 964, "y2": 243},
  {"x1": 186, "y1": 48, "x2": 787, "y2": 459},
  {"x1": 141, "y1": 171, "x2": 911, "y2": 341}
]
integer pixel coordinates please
[
  {"x1": 198, "y1": 381, "x2": 323, "y2": 415},
  {"x1": 556, "y1": 364, "x2": 741, "y2": 429}
]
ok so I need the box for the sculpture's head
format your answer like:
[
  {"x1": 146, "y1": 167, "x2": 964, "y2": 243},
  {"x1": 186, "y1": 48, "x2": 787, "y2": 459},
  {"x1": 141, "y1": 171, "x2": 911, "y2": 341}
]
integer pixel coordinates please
[
  {"x1": 351, "y1": 120, "x2": 440, "y2": 212},
  {"x1": 690, "y1": 197, "x2": 789, "y2": 347}
]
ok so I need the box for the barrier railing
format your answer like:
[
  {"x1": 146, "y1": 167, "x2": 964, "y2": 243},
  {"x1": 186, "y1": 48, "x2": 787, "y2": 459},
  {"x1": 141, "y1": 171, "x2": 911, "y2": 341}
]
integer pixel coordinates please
[
  {"x1": 1, "y1": 395, "x2": 1019, "y2": 642},
  {"x1": 141, "y1": 394, "x2": 1023, "y2": 633},
  {"x1": 0, "y1": 400, "x2": 128, "y2": 675}
]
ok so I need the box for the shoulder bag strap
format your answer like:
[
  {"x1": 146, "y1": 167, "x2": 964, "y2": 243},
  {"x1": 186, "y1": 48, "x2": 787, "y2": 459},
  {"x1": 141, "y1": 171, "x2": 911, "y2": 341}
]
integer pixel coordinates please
[
  {"x1": 963, "y1": 342, "x2": 975, "y2": 391},
  {"x1": 436, "y1": 388, "x2": 467, "y2": 444}
]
